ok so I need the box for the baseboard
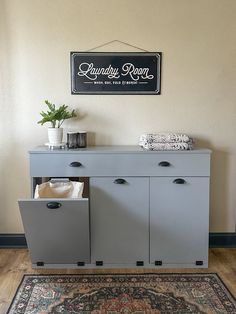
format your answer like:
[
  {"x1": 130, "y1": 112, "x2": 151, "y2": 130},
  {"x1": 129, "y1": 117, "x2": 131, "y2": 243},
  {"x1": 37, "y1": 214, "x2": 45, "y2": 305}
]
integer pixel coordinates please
[
  {"x1": 209, "y1": 232, "x2": 236, "y2": 248},
  {"x1": 0, "y1": 234, "x2": 27, "y2": 248},
  {"x1": 0, "y1": 233, "x2": 235, "y2": 248}
]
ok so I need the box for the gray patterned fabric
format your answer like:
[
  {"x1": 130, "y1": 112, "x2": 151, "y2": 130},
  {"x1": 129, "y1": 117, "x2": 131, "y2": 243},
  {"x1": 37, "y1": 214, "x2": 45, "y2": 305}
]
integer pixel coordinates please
[
  {"x1": 139, "y1": 133, "x2": 194, "y2": 151},
  {"x1": 140, "y1": 142, "x2": 193, "y2": 151},
  {"x1": 139, "y1": 133, "x2": 192, "y2": 143}
]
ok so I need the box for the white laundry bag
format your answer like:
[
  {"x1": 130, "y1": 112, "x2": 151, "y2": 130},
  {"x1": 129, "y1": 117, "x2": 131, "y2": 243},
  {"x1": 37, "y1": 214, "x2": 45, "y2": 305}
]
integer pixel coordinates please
[{"x1": 34, "y1": 181, "x2": 84, "y2": 199}]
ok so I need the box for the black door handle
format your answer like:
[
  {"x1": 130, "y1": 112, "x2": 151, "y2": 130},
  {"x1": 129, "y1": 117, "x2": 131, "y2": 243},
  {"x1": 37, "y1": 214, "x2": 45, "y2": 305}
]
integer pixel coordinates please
[
  {"x1": 114, "y1": 178, "x2": 127, "y2": 184},
  {"x1": 69, "y1": 161, "x2": 82, "y2": 167},
  {"x1": 47, "y1": 202, "x2": 62, "y2": 209},
  {"x1": 158, "y1": 161, "x2": 171, "y2": 167},
  {"x1": 173, "y1": 178, "x2": 186, "y2": 184}
]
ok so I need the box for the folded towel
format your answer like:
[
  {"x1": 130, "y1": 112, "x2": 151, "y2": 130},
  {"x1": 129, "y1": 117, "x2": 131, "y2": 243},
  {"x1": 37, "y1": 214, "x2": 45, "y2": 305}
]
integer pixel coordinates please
[
  {"x1": 139, "y1": 133, "x2": 193, "y2": 144},
  {"x1": 140, "y1": 142, "x2": 193, "y2": 151}
]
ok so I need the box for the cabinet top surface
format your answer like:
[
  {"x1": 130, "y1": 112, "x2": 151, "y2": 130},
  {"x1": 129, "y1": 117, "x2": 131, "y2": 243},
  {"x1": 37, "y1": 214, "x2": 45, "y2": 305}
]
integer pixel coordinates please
[{"x1": 29, "y1": 146, "x2": 212, "y2": 154}]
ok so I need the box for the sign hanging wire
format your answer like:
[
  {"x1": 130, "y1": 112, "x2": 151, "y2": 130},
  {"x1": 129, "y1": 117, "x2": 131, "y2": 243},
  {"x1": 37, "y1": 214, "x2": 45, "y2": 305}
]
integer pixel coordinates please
[{"x1": 86, "y1": 40, "x2": 149, "y2": 52}]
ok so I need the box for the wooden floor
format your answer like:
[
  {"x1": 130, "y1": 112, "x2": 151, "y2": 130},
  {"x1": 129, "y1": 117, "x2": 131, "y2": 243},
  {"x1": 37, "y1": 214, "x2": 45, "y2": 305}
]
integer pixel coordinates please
[{"x1": 0, "y1": 248, "x2": 235, "y2": 314}]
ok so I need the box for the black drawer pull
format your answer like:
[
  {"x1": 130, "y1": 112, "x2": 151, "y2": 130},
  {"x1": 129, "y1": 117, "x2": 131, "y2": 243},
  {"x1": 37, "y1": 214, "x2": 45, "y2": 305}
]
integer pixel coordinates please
[
  {"x1": 47, "y1": 202, "x2": 61, "y2": 209},
  {"x1": 114, "y1": 178, "x2": 127, "y2": 184},
  {"x1": 158, "y1": 161, "x2": 171, "y2": 167},
  {"x1": 69, "y1": 161, "x2": 82, "y2": 167},
  {"x1": 173, "y1": 178, "x2": 186, "y2": 184}
]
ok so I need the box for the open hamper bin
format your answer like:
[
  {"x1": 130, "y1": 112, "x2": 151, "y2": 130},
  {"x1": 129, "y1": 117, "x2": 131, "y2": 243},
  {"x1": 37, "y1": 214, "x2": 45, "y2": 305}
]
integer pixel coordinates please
[{"x1": 18, "y1": 178, "x2": 90, "y2": 267}]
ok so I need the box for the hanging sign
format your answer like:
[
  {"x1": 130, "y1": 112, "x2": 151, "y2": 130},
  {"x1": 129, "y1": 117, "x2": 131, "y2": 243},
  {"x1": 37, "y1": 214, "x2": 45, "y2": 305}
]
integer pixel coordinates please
[{"x1": 71, "y1": 52, "x2": 161, "y2": 95}]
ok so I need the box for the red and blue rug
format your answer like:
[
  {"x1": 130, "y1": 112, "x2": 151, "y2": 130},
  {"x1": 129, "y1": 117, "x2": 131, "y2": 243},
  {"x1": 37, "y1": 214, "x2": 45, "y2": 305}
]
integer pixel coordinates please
[{"x1": 7, "y1": 273, "x2": 236, "y2": 313}]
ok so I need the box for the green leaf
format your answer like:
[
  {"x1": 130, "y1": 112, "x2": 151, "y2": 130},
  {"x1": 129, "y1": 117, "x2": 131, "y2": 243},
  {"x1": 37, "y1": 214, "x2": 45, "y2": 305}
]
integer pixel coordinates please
[{"x1": 37, "y1": 100, "x2": 77, "y2": 127}]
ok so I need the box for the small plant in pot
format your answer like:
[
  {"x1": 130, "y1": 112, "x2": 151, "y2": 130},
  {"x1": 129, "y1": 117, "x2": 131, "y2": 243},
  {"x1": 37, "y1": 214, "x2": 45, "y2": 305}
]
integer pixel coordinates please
[{"x1": 38, "y1": 100, "x2": 77, "y2": 145}]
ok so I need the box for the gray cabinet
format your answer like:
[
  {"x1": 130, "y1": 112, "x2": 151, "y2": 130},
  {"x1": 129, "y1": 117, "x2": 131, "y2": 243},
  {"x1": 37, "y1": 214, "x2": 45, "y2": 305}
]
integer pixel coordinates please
[
  {"x1": 19, "y1": 199, "x2": 90, "y2": 265},
  {"x1": 90, "y1": 177, "x2": 149, "y2": 264},
  {"x1": 19, "y1": 146, "x2": 211, "y2": 268},
  {"x1": 150, "y1": 177, "x2": 209, "y2": 266}
]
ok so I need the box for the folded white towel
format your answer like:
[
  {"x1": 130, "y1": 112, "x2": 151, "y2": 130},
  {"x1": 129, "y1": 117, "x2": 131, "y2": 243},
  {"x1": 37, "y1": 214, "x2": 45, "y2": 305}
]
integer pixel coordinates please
[
  {"x1": 139, "y1": 133, "x2": 193, "y2": 144},
  {"x1": 34, "y1": 181, "x2": 84, "y2": 199}
]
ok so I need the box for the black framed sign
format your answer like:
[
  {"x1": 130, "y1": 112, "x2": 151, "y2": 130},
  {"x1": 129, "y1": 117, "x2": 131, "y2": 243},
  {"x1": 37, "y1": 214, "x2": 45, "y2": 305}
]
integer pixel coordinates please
[{"x1": 71, "y1": 52, "x2": 161, "y2": 95}]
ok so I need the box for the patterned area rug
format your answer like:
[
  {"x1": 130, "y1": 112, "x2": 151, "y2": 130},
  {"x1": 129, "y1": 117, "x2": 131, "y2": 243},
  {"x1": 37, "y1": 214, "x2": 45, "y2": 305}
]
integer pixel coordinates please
[{"x1": 7, "y1": 273, "x2": 236, "y2": 314}]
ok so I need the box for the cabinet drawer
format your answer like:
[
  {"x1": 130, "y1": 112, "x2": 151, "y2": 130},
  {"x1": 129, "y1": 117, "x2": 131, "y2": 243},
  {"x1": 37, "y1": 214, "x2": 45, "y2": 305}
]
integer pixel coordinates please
[
  {"x1": 30, "y1": 152, "x2": 210, "y2": 177},
  {"x1": 18, "y1": 199, "x2": 90, "y2": 265}
]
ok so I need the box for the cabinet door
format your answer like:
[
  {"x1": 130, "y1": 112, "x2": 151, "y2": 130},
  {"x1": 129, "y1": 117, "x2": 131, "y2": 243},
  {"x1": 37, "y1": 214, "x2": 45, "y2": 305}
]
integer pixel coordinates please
[
  {"x1": 90, "y1": 177, "x2": 149, "y2": 264},
  {"x1": 19, "y1": 199, "x2": 90, "y2": 265},
  {"x1": 150, "y1": 177, "x2": 209, "y2": 266}
]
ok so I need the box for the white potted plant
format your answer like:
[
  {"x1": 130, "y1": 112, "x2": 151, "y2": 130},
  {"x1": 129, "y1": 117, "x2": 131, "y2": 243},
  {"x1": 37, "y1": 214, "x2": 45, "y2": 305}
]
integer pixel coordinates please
[{"x1": 38, "y1": 100, "x2": 77, "y2": 145}]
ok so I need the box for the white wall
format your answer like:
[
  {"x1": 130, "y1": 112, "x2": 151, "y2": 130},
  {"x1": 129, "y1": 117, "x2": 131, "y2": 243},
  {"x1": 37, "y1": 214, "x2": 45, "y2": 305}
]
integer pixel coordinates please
[{"x1": 0, "y1": 0, "x2": 236, "y2": 232}]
